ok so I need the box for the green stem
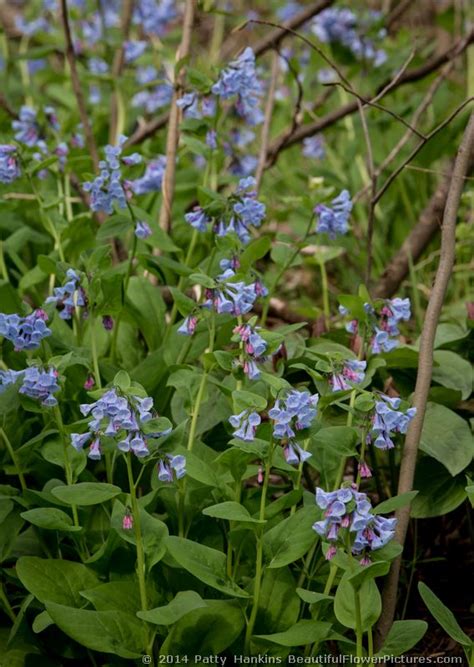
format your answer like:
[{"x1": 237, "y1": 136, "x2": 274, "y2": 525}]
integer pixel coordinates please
[
  {"x1": 53, "y1": 407, "x2": 79, "y2": 528},
  {"x1": 244, "y1": 441, "x2": 273, "y2": 654},
  {"x1": 306, "y1": 563, "x2": 338, "y2": 656},
  {"x1": 367, "y1": 625, "x2": 374, "y2": 658},
  {"x1": 110, "y1": 231, "x2": 138, "y2": 363},
  {"x1": 164, "y1": 228, "x2": 199, "y2": 341},
  {"x1": 0, "y1": 242, "x2": 9, "y2": 282},
  {"x1": 0, "y1": 427, "x2": 27, "y2": 491},
  {"x1": 291, "y1": 438, "x2": 309, "y2": 515},
  {"x1": 89, "y1": 315, "x2": 102, "y2": 390},
  {"x1": 356, "y1": 426, "x2": 368, "y2": 487},
  {"x1": 347, "y1": 542, "x2": 363, "y2": 658},
  {"x1": 125, "y1": 453, "x2": 148, "y2": 611},
  {"x1": 0, "y1": 583, "x2": 16, "y2": 624},
  {"x1": 260, "y1": 214, "x2": 314, "y2": 326}
]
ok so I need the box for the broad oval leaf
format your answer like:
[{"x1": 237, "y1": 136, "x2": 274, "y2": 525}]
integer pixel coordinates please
[
  {"x1": 137, "y1": 591, "x2": 207, "y2": 625},
  {"x1": 51, "y1": 482, "x2": 122, "y2": 506},
  {"x1": 20, "y1": 508, "x2": 82, "y2": 532}
]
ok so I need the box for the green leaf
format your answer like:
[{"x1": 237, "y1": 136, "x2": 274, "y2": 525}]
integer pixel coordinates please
[
  {"x1": 255, "y1": 619, "x2": 331, "y2": 646},
  {"x1": 32, "y1": 610, "x2": 54, "y2": 634},
  {"x1": 16, "y1": 557, "x2": 99, "y2": 606},
  {"x1": 308, "y1": 427, "x2": 358, "y2": 489},
  {"x1": 96, "y1": 214, "x2": 131, "y2": 240},
  {"x1": 203, "y1": 501, "x2": 265, "y2": 524},
  {"x1": 239, "y1": 236, "x2": 271, "y2": 271},
  {"x1": 411, "y1": 458, "x2": 467, "y2": 518},
  {"x1": 160, "y1": 600, "x2": 245, "y2": 655},
  {"x1": 20, "y1": 508, "x2": 82, "y2": 532},
  {"x1": 347, "y1": 561, "x2": 390, "y2": 590},
  {"x1": 51, "y1": 482, "x2": 122, "y2": 506},
  {"x1": 166, "y1": 536, "x2": 249, "y2": 598},
  {"x1": 375, "y1": 620, "x2": 428, "y2": 657},
  {"x1": 418, "y1": 582, "x2": 471, "y2": 648},
  {"x1": 137, "y1": 591, "x2": 207, "y2": 625},
  {"x1": 432, "y1": 351, "x2": 473, "y2": 400},
  {"x1": 334, "y1": 573, "x2": 381, "y2": 631},
  {"x1": 373, "y1": 491, "x2": 419, "y2": 514},
  {"x1": 114, "y1": 370, "x2": 131, "y2": 390},
  {"x1": 256, "y1": 568, "x2": 300, "y2": 634},
  {"x1": 419, "y1": 403, "x2": 474, "y2": 476},
  {"x1": 45, "y1": 602, "x2": 147, "y2": 659},
  {"x1": 232, "y1": 389, "x2": 267, "y2": 412},
  {"x1": 80, "y1": 582, "x2": 142, "y2": 615},
  {"x1": 111, "y1": 500, "x2": 168, "y2": 570},
  {"x1": 296, "y1": 588, "x2": 333, "y2": 606},
  {"x1": 263, "y1": 506, "x2": 318, "y2": 569}
]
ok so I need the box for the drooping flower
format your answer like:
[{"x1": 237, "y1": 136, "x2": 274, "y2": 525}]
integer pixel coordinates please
[
  {"x1": 233, "y1": 323, "x2": 268, "y2": 380},
  {"x1": 314, "y1": 190, "x2": 352, "y2": 239},
  {"x1": 71, "y1": 387, "x2": 171, "y2": 461},
  {"x1": 0, "y1": 369, "x2": 25, "y2": 393},
  {"x1": 204, "y1": 268, "x2": 264, "y2": 316},
  {"x1": 131, "y1": 157, "x2": 166, "y2": 194},
  {"x1": 185, "y1": 207, "x2": 211, "y2": 232},
  {"x1": 313, "y1": 484, "x2": 396, "y2": 563},
  {"x1": 0, "y1": 145, "x2": 21, "y2": 183},
  {"x1": 133, "y1": 0, "x2": 178, "y2": 37},
  {"x1": 19, "y1": 366, "x2": 60, "y2": 407},
  {"x1": 0, "y1": 310, "x2": 51, "y2": 351},
  {"x1": 122, "y1": 509, "x2": 134, "y2": 530},
  {"x1": 12, "y1": 106, "x2": 40, "y2": 147},
  {"x1": 157, "y1": 454, "x2": 186, "y2": 482},
  {"x1": 212, "y1": 47, "x2": 263, "y2": 125},
  {"x1": 369, "y1": 394, "x2": 416, "y2": 450},
  {"x1": 45, "y1": 269, "x2": 86, "y2": 320},
  {"x1": 177, "y1": 315, "x2": 198, "y2": 336},
  {"x1": 124, "y1": 40, "x2": 147, "y2": 63},
  {"x1": 330, "y1": 359, "x2": 366, "y2": 392},
  {"x1": 302, "y1": 135, "x2": 325, "y2": 160},
  {"x1": 269, "y1": 390, "x2": 319, "y2": 440},
  {"x1": 229, "y1": 410, "x2": 261, "y2": 442},
  {"x1": 135, "y1": 221, "x2": 152, "y2": 239}
]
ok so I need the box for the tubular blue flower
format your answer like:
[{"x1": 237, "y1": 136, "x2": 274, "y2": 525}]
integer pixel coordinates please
[
  {"x1": 212, "y1": 47, "x2": 264, "y2": 125},
  {"x1": 45, "y1": 269, "x2": 86, "y2": 320},
  {"x1": 19, "y1": 366, "x2": 60, "y2": 407},
  {"x1": 284, "y1": 442, "x2": 312, "y2": 466},
  {"x1": 229, "y1": 410, "x2": 261, "y2": 441},
  {"x1": 177, "y1": 315, "x2": 198, "y2": 336},
  {"x1": 314, "y1": 484, "x2": 397, "y2": 563},
  {"x1": 233, "y1": 323, "x2": 268, "y2": 380},
  {"x1": 0, "y1": 369, "x2": 24, "y2": 393},
  {"x1": 12, "y1": 106, "x2": 40, "y2": 147},
  {"x1": 369, "y1": 394, "x2": 416, "y2": 450},
  {"x1": 185, "y1": 207, "x2": 211, "y2": 232},
  {"x1": 88, "y1": 57, "x2": 109, "y2": 75},
  {"x1": 132, "y1": 83, "x2": 173, "y2": 113},
  {"x1": 124, "y1": 40, "x2": 147, "y2": 63},
  {"x1": 135, "y1": 221, "x2": 152, "y2": 239},
  {"x1": 158, "y1": 454, "x2": 186, "y2": 482},
  {"x1": 330, "y1": 359, "x2": 366, "y2": 392},
  {"x1": 131, "y1": 157, "x2": 166, "y2": 194},
  {"x1": 302, "y1": 135, "x2": 325, "y2": 160},
  {"x1": 315, "y1": 189, "x2": 352, "y2": 239},
  {"x1": 204, "y1": 268, "x2": 262, "y2": 316},
  {"x1": 269, "y1": 390, "x2": 319, "y2": 440},
  {"x1": 0, "y1": 309, "x2": 51, "y2": 350},
  {"x1": 133, "y1": 0, "x2": 177, "y2": 36},
  {"x1": 73, "y1": 388, "x2": 169, "y2": 461},
  {"x1": 0, "y1": 145, "x2": 21, "y2": 183}
]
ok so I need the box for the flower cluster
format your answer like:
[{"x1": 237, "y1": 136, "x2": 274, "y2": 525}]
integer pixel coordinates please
[
  {"x1": 132, "y1": 67, "x2": 173, "y2": 113},
  {"x1": 269, "y1": 390, "x2": 318, "y2": 465},
  {"x1": 370, "y1": 394, "x2": 416, "y2": 449},
  {"x1": 133, "y1": 0, "x2": 177, "y2": 37},
  {"x1": 0, "y1": 310, "x2": 51, "y2": 351},
  {"x1": 229, "y1": 409, "x2": 261, "y2": 442},
  {"x1": 158, "y1": 454, "x2": 186, "y2": 482},
  {"x1": 204, "y1": 268, "x2": 267, "y2": 316},
  {"x1": 12, "y1": 106, "x2": 40, "y2": 147},
  {"x1": 312, "y1": 8, "x2": 387, "y2": 67},
  {"x1": 176, "y1": 93, "x2": 216, "y2": 120},
  {"x1": 233, "y1": 323, "x2": 268, "y2": 380},
  {"x1": 212, "y1": 47, "x2": 263, "y2": 125},
  {"x1": 185, "y1": 177, "x2": 265, "y2": 244},
  {"x1": 131, "y1": 156, "x2": 166, "y2": 195},
  {"x1": 71, "y1": 388, "x2": 166, "y2": 460},
  {"x1": 45, "y1": 269, "x2": 86, "y2": 320},
  {"x1": 313, "y1": 485, "x2": 396, "y2": 563},
  {"x1": 0, "y1": 145, "x2": 21, "y2": 184},
  {"x1": 19, "y1": 366, "x2": 60, "y2": 407},
  {"x1": 302, "y1": 135, "x2": 325, "y2": 160},
  {"x1": 330, "y1": 359, "x2": 366, "y2": 392},
  {"x1": 315, "y1": 190, "x2": 352, "y2": 239},
  {"x1": 83, "y1": 136, "x2": 141, "y2": 214},
  {"x1": 340, "y1": 298, "x2": 411, "y2": 353}
]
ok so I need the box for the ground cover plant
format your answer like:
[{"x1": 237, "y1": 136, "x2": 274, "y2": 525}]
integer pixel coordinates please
[{"x1": 0, "y1": 0, "x2": 473, "y2": 664}]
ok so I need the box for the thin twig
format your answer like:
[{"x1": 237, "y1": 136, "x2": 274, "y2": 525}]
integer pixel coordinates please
[
  {"x1": 265, "y1": 30, "x2": 474, "y2": 165},
  {"x1": 109, "y1": 0, "x2": 135, "y2": 144},
  {"x1": 375, "y1": 112, "x2": 474, "y2": 650},
  {"x1": 372, "y1": 98, "x2": 473, "y2": 205},
  {"x1": 255, "y1": 52, "x2": 279, "y2": 191},
  {"x1": 59, "y1": 0, "x2": 99, "y2": 171},
  {"x1": 158, "y1": 0, "x2": 195, "y2": 233}
]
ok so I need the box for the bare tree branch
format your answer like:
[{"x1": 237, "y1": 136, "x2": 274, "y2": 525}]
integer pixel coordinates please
[
  {"x1": 375, "y1": 111, "x2": 474, "y2": 650},
  {"x1": 265, "y1": 30, "x2": 473, "y2": 166},
  {"x1": 158, "y1": 0, "x2": 196, "y2": 233},
  {"x1": 59, "y1": 0, "x2": 99, "y2": 171}
]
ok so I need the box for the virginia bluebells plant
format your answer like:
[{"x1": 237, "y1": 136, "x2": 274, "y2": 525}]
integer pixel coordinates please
[
  {"x1": 229, "y1": 410, "x2": 261, "y2": 442},
  {"x1": 0, "y1": 310, "x2": 51, "y2": 351},
  {"x1": 0, "y1": 145, "x2": 21, "y2": 183},
  {"x1": 45, "y1": 269, "x2": 86, "y2": 320},
  {"x1": 19, "y1": 366, "x2": 60, "y2": 407},
  {"x1": 369, "y1": 394, "x2": 416, "y2": 450},
  {"x1": 315, "y1": 189, "x2": 353, "y2": 239},
  {"x1": 212, "y1": 47, "x2": 264, "y2": 125}
]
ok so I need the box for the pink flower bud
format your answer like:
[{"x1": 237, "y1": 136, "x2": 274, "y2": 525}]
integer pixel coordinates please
[
  {"x1": 257, "y1": 465, "x2": 264, "y2": 485},
  {"x1": 122, "y1": 512, "x2": 133, "y2": 530},
  {"x1": 84, "y1": 375, "x2": 95, "y2": 390}
]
